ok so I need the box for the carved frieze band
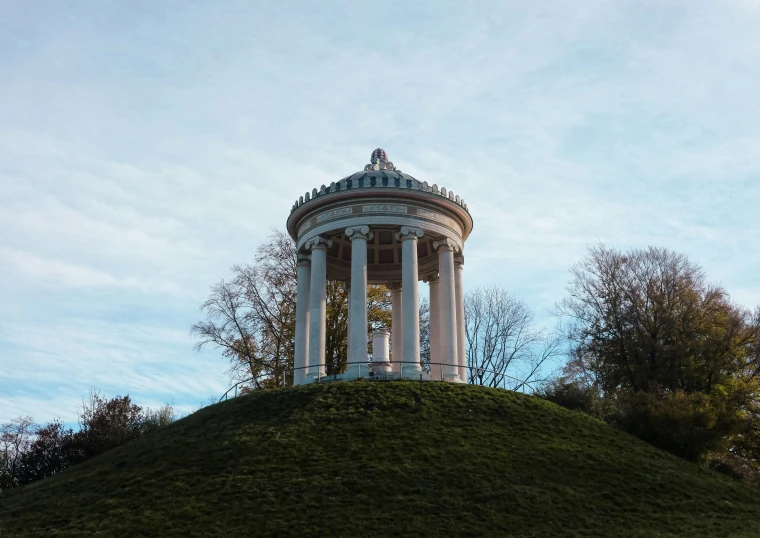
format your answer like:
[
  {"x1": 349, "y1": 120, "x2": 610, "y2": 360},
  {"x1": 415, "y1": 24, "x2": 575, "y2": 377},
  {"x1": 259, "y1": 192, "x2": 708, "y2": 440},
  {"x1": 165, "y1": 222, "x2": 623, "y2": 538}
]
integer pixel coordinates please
[
  {"x1": 298, "y1": 220, "x2": 313, "y2": 236},
  {"x1": 316, "y1": 207, "x2": 353, "y2": 223},
  {"x1": 362, "y1": 204, "x2": 407, "y2": 214},
  {"x1": 416, "y1": 208, "x2": 456, "y2": 229}
]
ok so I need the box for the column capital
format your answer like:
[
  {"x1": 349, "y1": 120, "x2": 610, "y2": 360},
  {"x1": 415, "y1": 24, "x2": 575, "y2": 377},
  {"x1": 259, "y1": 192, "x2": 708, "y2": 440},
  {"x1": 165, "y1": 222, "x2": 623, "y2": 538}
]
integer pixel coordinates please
[
  {"x1": 432, "y1": 238, "x2": 460, "y2": 253},
  {"x1": 423, "y1": 272, "x2": 439, "y2": 283},
  {"x1": 396, "y1": 226, "x2": 424, "y2": 242},
  {"x1": 454, "y1": 254, "x2": 465, "y2": 268},
  {"x1": 387, "y1": 282, "x2": 402, "y2": 291},
  {"x1": 297, "y1": 252, "x2": 312, "y2": 266},
  {"x1": 305, "y1": 236, "x2": 333, "y2": 251},
  {"x1": 345, "y1": 225, "x2": 374, "y2": 241}
]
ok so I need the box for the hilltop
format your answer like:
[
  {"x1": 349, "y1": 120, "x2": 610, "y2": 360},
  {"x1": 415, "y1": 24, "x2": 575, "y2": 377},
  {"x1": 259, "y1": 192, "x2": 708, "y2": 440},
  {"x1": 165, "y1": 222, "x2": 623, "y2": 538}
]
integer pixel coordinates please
[{"x1": 1, "y1": 382, "x2": 758, "y2": 537}]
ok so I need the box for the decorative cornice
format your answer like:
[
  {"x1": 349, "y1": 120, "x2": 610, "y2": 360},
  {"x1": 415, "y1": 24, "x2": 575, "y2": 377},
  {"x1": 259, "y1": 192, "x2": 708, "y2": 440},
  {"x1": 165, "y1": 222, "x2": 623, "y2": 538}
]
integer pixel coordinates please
[
  {"x1": 291, "y1": 177, "x2": 469, "y2": 215},
  {"x1": 288, "y1": 149, "x2": 470, "y2": 216},
  {"x1": 305, "y1": 236, "x2": 333, "y2": 251},
  {"x1": 396, "y1": 226, "x2": 424, "y2": 242},
  {"x1": 345, "y1": 225, "x2": 374, "y2": 242}
]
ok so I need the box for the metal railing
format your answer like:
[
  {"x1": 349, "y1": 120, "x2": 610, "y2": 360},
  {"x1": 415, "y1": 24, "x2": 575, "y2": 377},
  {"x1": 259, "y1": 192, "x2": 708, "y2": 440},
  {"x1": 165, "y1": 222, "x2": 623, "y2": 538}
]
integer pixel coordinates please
[{"x1": 218, "y1": 360, "x2": 534, "y2": 402}]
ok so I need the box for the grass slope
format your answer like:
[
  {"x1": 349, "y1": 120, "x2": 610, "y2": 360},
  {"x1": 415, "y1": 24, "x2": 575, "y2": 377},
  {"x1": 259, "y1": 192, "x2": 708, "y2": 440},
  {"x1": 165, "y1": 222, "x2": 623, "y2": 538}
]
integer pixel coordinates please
[{"x1": 1, "y1": 382, "x2": 759, "y2": 537}]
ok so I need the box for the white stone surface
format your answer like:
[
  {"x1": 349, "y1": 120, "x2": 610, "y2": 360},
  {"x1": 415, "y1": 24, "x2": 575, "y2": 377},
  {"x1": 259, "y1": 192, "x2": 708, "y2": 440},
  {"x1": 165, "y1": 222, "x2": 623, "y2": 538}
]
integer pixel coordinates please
[
  {"x1": 371, "y1": 329, "x2": 391, "y2": 374},
  {"x1": 294, "y1": 256, "x2": 311, "y2": 385},
  {"x1": 297, "y1": 214, "x2": 463, "y2": 253}
]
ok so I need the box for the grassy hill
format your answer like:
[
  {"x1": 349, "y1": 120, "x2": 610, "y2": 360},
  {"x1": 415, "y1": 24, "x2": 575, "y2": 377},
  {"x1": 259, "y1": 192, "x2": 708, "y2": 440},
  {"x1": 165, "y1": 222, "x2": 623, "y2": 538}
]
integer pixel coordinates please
[{"x1": 1, "y1": 382, "x2": 759, "y2": 537}]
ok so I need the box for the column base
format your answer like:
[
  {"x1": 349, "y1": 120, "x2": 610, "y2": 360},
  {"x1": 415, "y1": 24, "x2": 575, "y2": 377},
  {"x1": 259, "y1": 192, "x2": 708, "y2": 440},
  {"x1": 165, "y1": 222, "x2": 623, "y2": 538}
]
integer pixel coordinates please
[
  {"x1": 371, "y1": 361, "x2": 392, "y2": 374},
  {"x1": 297, "y1": 370, "x2": 465, "y2": 385},
  {"x1": 443, "y1": 373, "x2": 464, "y2": 383},
  {"x1": 402, "y1": 364, "x2": 423, "y2": 378},
  {"x1": 304, "y1": 370, "x2": 325, "y2": 383},
  {"x1": 344, "y1": 363, "x2": 370, "y2": 379}
]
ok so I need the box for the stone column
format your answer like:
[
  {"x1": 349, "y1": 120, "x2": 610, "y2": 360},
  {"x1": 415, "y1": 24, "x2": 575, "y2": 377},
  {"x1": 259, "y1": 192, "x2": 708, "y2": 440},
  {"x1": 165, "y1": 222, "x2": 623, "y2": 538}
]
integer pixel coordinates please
[
  {"x1": 389, "y1": 283, "x2": 403, "y2": 375},
  {"x1": 344, "y1": 279, "x2": 351, "y2": 372},
  {"x1": 454, "y1": 254, "x2": 467, "y2": 383},
  {"x1": 427, "y1": 273, "x2": 441, "y2": 380},
  {"x1": 371, "y1": 329, "x2": 391, "y2": 374},
  {"x1": 306, "y1": 236, "x2": 332, "y2": 381},
  {"x1": 346, "y1": 226, "x2": 373, "y2": 377},
  {"x1": 397, "y1": 226, "x2": 423, "y2": 376},
  {"x1": 434, "y1": 239, "x2": 460, "y2": 382},
  {"x1": 294, "y1": 253, "x2": 311, "y2": 385}
]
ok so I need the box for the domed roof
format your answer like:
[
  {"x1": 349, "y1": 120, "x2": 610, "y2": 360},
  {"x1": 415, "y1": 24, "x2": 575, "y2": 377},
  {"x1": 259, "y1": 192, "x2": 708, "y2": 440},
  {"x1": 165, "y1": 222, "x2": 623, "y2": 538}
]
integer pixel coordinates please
[{"x1": 287, "y1": 148, "x2": 471, "y2": 219}]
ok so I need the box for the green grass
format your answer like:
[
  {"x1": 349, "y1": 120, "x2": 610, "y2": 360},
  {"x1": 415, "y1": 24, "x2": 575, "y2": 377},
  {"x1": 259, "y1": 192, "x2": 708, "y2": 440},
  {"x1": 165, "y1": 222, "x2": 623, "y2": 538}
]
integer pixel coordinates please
[{"x1": 1, "y1": 382, "x2": 759, "y2": 537}]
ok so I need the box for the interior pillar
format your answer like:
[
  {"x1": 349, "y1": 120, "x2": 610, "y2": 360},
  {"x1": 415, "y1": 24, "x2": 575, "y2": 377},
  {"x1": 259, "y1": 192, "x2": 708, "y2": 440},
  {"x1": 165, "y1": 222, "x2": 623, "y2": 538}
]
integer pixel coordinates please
[
  {"x1": 454, "y1": 254, "x2": 467, "y2": 383},
  {"x1": 389, "y1": 283, "x2": 403, "y2": 375},
  {"x1": 427, "y1": 274, "x2": 441, "y2": 380},
  {"x1": 397, "y1": 226, "x2": 423, "y2": 376}
]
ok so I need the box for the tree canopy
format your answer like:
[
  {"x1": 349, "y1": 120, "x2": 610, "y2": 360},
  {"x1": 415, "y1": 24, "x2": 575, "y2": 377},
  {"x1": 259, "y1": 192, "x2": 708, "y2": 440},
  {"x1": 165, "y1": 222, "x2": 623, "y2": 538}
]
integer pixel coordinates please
[
  {"x1": 557, "y1": 245, "x2": 760, "y2": 395},
  {"x1": 549, "y1": 244, "x2": 760, "y2": 476}
]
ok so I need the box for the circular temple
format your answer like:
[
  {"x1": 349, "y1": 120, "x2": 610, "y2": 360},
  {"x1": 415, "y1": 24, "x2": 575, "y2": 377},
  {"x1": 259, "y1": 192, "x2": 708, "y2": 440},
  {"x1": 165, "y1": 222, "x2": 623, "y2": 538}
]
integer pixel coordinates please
[{"x1": 288, "y1": 149, "x2": 473, "y2": 385}]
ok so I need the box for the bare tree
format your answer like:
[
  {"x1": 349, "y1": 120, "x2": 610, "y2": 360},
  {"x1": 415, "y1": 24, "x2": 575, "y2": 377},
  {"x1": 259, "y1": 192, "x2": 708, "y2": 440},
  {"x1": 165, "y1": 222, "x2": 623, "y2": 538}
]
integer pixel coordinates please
[
  {"x1": 419, "y1": 298, "x2": 431, "y2": 369},
  {"x1": 0, "y1": 416, "x2": 37, "y2": 490},
  {"x1": 192, "y1": 229, "x2": 393, "y2": 389},
  {"x1": 465, "y1": 285, "x2": 559, "y2": 390},
  {"x1": 191, "y1": 231, "x2": 297, "y2": 390}
]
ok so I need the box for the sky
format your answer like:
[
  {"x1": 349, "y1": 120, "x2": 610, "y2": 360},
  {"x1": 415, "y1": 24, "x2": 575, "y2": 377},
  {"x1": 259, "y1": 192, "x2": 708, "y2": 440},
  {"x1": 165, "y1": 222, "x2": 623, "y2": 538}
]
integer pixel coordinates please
[{"x1": 1, "y1": 1, "x2": 759, "y2": 424}]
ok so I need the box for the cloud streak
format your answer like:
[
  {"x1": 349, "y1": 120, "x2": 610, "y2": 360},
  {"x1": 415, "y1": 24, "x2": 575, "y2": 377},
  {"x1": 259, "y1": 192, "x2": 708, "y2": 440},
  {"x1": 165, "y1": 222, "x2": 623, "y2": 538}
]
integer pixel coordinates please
[{"x1": 1, "y1": 0, "x2": 758, "y2": 422}]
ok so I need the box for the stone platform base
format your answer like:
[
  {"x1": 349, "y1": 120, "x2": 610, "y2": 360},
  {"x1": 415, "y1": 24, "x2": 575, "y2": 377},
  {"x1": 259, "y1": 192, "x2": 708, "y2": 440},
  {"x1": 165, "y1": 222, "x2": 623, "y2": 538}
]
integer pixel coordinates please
[{"x1": 302, "y1": 370, "x2": 441, "y2": 384}]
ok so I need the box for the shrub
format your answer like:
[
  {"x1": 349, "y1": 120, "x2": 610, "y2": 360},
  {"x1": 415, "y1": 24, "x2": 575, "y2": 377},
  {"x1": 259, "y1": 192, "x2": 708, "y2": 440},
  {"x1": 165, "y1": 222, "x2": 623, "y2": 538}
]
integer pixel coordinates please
[
  {"x1": 707, "y1": 451, "x2": 760, "y2": 485},
  {"x1": 538, "y1": 380, "x2": 614, "y2": 421}
]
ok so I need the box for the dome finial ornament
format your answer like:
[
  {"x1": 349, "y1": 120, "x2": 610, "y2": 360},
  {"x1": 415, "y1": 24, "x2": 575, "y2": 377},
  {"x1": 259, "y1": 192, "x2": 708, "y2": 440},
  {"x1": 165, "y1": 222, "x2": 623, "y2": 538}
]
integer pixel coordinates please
[{"x1": 365, "y1": 148, "x2": 396, "y2": 171}]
